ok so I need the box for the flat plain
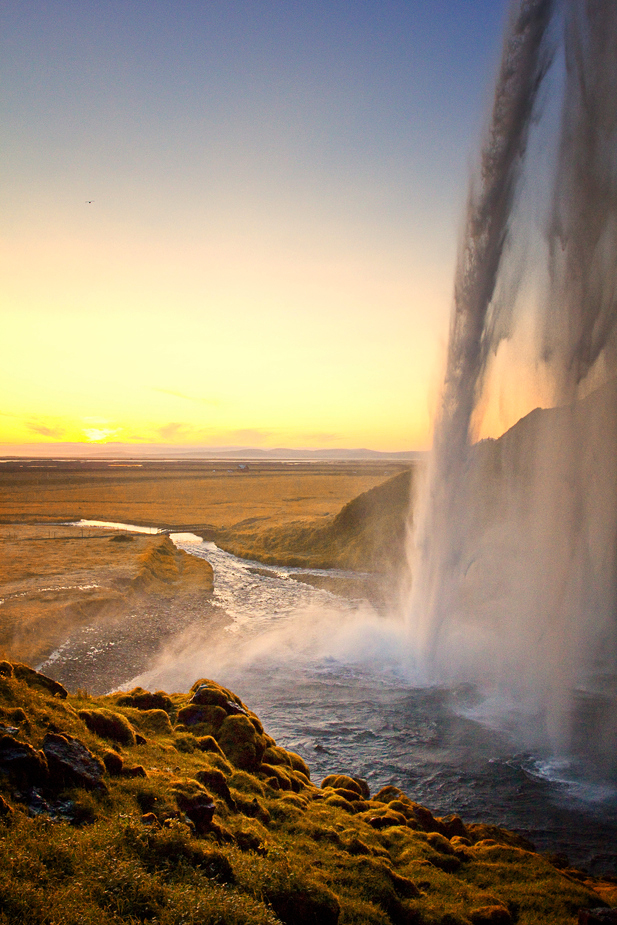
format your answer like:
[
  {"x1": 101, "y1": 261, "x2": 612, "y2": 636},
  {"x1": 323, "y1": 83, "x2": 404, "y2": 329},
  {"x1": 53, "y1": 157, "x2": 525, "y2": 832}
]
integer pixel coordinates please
[
  {"x1": 0, "y1": 458, "x2": 409, "y2": 530},
  {"x1": 0, "y1": 459, "x2": 410, "y2": 686}
]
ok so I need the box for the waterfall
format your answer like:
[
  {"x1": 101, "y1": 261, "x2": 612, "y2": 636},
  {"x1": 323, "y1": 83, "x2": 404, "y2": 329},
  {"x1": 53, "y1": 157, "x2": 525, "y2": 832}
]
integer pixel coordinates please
[{"x1": 409, "y1": 0, "x2": 617, "y2": 774}]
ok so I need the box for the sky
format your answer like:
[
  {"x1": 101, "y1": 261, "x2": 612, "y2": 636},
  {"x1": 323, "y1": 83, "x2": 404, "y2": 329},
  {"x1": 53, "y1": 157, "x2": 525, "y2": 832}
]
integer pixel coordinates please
[{"x1": 1, "y1": 0, "x2": 510, "y2": 453}]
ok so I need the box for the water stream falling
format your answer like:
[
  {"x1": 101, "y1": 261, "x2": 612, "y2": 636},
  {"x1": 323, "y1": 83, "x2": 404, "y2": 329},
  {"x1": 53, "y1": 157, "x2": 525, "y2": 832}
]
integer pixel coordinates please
[{"x1": 409, "y1": 0, "x2": 617, "y2": 775}]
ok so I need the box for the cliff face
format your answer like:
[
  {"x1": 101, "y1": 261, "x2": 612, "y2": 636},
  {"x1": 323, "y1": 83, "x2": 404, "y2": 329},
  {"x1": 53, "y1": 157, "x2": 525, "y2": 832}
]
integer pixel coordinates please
[{"x1": 0, "y1": 661, "x2": 610, "y2": 925}]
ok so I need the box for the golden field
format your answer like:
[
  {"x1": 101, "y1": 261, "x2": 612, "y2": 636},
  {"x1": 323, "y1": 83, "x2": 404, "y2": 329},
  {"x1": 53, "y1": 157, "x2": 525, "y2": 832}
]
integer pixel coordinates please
[{"x1": 0, "y1": 459, "x2": 409, "y2": 530}]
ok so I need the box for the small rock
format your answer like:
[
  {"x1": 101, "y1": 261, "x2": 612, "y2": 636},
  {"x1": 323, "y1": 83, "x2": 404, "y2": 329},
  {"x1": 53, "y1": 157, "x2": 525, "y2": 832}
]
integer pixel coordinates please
[
  {"x1": 122, "y1": 765, "x2": 147, "y2": 778},
  {"x1": 141, "y1": 812, "x2": 160, "y2": 827},
  {"x1": 579, "y1": 911, "x2": 617, "y2": 925},
  {"x1": 469, "y1": 905, "x2": 512, "y2": 925}
]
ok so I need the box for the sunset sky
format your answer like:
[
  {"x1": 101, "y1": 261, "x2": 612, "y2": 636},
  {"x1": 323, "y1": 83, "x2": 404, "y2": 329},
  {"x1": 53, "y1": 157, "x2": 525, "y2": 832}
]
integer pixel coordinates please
[{"x1": 1, "y1": 1, "x2": 510, "y2": 453}]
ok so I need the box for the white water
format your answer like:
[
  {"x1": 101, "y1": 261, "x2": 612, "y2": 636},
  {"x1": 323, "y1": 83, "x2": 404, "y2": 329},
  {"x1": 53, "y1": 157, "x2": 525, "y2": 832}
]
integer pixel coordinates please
[
  {"x1": 69, "y1": 519, "x2": 161, "y2": 534},
  {"x1": 408, "y1": 0, "x2": 617, "y2": 774}
]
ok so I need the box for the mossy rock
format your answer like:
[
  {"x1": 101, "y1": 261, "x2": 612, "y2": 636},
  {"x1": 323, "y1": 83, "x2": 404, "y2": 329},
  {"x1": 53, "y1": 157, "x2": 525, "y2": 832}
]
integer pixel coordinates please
[
  {"x1": 321, "y1": 774, "x2": 366, "y2": 798},
  {"x1": 177, "y1": 704, "x2": 227, "y2": 730},
  {"x1": 115, "y1": 688, "x2": 174, "y2": 713},
  {"x1": 263, "y1": 745, "x2": 292, "y2": 767},
  {"x1": 263, "y1": 880, "x2": 340, "y2": 925},
  {"x1": 79, "y1": 708, "x2": 136, "y2": 746},
  {"x1": 194, "y1": 735, "x2": 226, "y2": 758},
  {"x1": 129, "y1": 708, "x2": 173, "y2": 736},
  {"x1": 216, "y1": 714, "x2": 266, "y2": 771},
  {"x1": 261, "y1": 762, "x2": 294, "y2": 791}
]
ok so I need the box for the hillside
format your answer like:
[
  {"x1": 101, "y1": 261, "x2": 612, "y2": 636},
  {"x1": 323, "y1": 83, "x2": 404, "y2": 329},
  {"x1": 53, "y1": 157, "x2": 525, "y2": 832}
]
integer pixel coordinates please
[
  {"x1": 214, "y1": 469, "x2": 413, "y2": 574},
  {"x1": 0, "y1": 661, "x2": 612, "y2": 925}
]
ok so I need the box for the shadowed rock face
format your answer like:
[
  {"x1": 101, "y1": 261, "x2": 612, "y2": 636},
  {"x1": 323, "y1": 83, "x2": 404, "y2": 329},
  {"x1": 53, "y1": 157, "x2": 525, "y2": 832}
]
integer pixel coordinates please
[{"x1": 42, "y1": 732, "x2": 107, "y2": 792}]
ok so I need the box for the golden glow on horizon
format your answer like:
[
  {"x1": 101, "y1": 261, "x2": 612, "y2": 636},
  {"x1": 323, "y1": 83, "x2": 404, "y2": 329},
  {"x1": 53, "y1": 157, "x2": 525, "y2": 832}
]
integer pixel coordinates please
[{"x1": 0, "y1": 221, "x2": 448, "y2": 452}]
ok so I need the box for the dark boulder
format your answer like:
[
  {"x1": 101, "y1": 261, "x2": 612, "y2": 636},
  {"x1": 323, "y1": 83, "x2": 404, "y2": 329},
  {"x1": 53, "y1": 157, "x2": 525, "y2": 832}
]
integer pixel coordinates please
[
  {"x1": 42, "y1": 732, "x2": 107, "y2": 792},
  {"x1": 0, "y1": 735, "x2": 48, "y2": 785}
]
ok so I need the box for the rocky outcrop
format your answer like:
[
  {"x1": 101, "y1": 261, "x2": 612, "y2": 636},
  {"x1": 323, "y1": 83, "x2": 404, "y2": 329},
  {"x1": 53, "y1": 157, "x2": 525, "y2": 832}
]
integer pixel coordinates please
[
  {"x1": 42, "y1": 732, "x2": 107, "y2": 792},
  {"x1": 0, "y1": 660, "x2": 611, "y2": 925}
]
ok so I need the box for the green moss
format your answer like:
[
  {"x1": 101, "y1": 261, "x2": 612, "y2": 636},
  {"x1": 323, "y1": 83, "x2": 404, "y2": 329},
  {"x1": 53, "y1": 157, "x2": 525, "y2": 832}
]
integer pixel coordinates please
[
  {"x1": 0, "y1": 661, "x2": 608, "y2": 925},
  {"x1": 78, "y1": 708, "x2": 136, "y2": 746}
]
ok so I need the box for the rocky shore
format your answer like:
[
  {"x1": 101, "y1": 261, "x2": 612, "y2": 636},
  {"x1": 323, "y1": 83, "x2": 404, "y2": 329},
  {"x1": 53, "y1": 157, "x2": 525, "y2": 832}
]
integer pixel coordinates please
[{"x1": 0, "y1": 660, "x2": 615, "y2": 925}]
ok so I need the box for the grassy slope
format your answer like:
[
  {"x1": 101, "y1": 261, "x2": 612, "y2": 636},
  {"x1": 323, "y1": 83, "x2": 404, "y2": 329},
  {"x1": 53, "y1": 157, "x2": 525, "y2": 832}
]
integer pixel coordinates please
[
  {"x1": 0, "y1": 662, "x2": 611, "y2": 925},
  {"x1": 214, "y1": 469, "x2": 413, "y2": 573},
  {"x1": 0, "y1": 532, "x2": 214, "y2": 667}
]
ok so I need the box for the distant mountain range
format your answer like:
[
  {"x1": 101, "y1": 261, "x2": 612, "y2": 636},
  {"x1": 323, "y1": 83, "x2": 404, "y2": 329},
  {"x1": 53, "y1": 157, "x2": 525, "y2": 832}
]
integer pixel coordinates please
[{"x1": 0, "y1": 442, "x2": 425, "y2": 461}]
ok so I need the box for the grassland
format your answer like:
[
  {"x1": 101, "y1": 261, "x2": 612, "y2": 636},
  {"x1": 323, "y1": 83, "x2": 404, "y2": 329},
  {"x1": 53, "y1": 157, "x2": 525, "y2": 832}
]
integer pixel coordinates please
[
  {"x1": 0, "y1": 661, "x2": 613, "y2": 925},
  {"x1": 0, "y1": 460, "x2": 413, "y2": 682},
  {"x1": 0, "y1": 459, "x2": 408, "y2": 531}
]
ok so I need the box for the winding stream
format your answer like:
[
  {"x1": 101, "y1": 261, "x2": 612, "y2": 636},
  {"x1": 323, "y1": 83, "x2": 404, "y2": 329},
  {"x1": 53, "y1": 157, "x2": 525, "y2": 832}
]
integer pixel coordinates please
[{"x1": 117, "y1": 530, "x2": 617, "y2": 875}]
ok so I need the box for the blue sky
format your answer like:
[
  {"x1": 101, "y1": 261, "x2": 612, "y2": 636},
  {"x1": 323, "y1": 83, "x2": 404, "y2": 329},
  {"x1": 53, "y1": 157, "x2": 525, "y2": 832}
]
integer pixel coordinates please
[{"x1": 0, "y1": 1, "x2": 510, "y2": 451}]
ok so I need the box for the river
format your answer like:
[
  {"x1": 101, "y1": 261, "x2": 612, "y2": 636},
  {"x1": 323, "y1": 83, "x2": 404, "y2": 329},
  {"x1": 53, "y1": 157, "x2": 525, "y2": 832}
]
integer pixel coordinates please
[{"x1": 102, "y1": 529, "x2": 617, "y2": 876}]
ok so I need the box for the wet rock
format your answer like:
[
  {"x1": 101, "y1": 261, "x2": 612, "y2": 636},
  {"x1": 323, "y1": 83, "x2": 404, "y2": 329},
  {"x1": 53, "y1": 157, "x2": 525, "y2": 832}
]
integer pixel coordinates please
[
  {"x1": 0, "y1": 735, "x2": 48, "y2": 785},
  {"x1": 12, "y1": 664, "x2": 68, "y2": 699},
  {"x1": 42, "y1": 732, "x2": 107, "y2": 792}
]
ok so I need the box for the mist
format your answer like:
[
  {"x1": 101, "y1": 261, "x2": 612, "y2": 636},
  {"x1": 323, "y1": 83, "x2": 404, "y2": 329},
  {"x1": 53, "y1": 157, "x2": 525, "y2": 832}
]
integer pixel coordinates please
[{"x1": 408, "y1": 0, "x2": 617, "y2": 775}]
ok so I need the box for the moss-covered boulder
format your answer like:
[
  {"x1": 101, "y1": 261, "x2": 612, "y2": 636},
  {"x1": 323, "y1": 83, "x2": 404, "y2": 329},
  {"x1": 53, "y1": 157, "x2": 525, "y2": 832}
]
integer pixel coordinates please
[
  {"x1": 217, "y1": 714, "x2": 266, "y2": 771},
  {"x1": 78, "y1": 708, "x2": 137, "y2": 746}
]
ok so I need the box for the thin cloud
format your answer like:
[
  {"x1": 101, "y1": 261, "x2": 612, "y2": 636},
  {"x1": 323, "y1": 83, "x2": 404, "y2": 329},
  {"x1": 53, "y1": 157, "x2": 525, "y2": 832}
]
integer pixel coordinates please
[
  {"x1": 153, "y1": 388, "x2": 220, "y2": 406},
  {"x1": 26, "y1": 422, "x2": 65, "y2": 438}
]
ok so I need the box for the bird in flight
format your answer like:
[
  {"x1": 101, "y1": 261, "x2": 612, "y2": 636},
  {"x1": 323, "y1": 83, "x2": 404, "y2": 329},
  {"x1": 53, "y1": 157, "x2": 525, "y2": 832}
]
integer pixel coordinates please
[{"x1": 85, "y1": 200, "x2": 94, "y2": 204}]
